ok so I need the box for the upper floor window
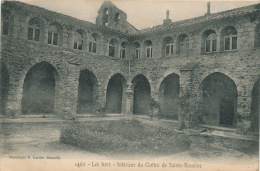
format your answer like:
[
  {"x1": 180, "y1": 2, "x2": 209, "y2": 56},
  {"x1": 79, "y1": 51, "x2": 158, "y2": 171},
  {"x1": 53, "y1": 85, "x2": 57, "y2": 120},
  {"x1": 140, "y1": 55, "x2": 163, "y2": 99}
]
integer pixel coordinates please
[
  {"x1": 2, "y1": 10, "x2": 10, "y2": 35},
  {"x1": 120, "y1": 42, "x2": 127, "y2": 59},
  {"x1": 205, "y1": 32, "x2": 217, "y2": 53},
  {"x1": 48, "y1": 25, "x2": 58, "y2": 46},
  {"x1": 222, "y1": 26, "x2": 237, "y2": 51},
  {"x1": 134, "y1": 42, "x2": 141, "y2": 59},
  {"x1": 89, "y1": 34, "x2": 97, "y2": 53},
  {"x1": 255, "y1": 24, "x2": 260, "y2": 47},
  {"x1": 163, "y1": 37, "x2": 174, "y2": 57},
  {"x1": 177, "y1": 34, "x2": 189, "y2": 55},
  {"x1": 28, "y1": 18, "x2": 42, "y2": 41},
  {"x1": 109, "y1": 39, "x2": 118, "y2": 57},
  {"x1": 74, "y1": 31, "x2": 83, "y2": 50},
  {"x1": 143, "y1": 40, "x2": 153, "y2": 58}
]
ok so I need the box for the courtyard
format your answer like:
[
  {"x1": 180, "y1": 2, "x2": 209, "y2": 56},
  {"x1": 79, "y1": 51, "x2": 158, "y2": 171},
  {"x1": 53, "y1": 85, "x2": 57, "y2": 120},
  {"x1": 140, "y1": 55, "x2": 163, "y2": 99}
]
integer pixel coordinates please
[{"x1": 0, "y1": 116, "x2": 258, "y2": 171}]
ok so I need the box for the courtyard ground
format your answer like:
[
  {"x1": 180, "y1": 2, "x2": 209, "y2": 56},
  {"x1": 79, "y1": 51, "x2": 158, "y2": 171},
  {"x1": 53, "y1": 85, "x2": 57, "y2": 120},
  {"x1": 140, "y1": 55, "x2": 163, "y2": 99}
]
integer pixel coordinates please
[{"x1": 0, "y1": 116, "x2": 258, "y2": 171}]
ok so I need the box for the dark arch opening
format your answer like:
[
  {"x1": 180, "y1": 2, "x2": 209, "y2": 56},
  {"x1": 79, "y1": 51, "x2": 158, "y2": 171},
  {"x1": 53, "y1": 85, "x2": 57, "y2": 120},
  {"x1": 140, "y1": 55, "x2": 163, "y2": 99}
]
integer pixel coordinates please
[
  {"x1": 77, "y1": 69, "x2": 98, "y2": 114},
  {"x1": 132, "y1": 75, "x2": 151, "y2": 115},
  {"x1": 159, "y1": 74, "x2": 180, "y2": 119},
  {"x1": 250, "y1": 79, "x2": 259, "y2": 132},
  {"x1": 0, "y1": 62, "x2": 10, "y2": 115},
  {"x1": 21, "y1": 62, "x2": 56, "y2": 114},
  {"x1": 106, "y1": 74, "x2": 125, "y2": 113},
  {"x1": 199, "y1": 72, "x2": 238, "y2": 127}
]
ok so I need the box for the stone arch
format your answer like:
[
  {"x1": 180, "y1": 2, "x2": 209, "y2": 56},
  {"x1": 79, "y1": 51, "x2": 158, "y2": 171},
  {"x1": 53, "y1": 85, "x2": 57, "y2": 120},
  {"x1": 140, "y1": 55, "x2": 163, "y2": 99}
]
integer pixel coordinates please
[
  {"x1": 131, "y1": 74, "x2": 151, "y2": 115},
  {"x1": 198, "y1": 68, "x2": 240, "y2": 92},
  {"x1": 155, "y1": 69, "x2": 181, "y2": 93},
  {"x1": 21, "y1": 61, "x2": 58, "y2": 115},
  {"x1": 219, "y1": 22, "x2": 241, "y2": 33},
  {"x1": 77, "y1": 69, "x2": 98, "y2": 114},
  {"x1": 250, "y1": 79, "x2": 260, "y2": 132},
  {"x1": 158, "y1": 73, "x2": 180, "y2": 119},
  {"x1": 199, "y1": 26, "x2": 220, "y2": 36},
  {"x1": 0, "y1": 62, "x2": 10, "y2": 115},
  {"x1": 198, "y1": 72, "x2": 238, "y2": 127},
  {"x1": 25, "y1": 14, "x2": 48, "y2": 26},
  {"x1": 106, "y1": 73, "x2": 126, "y2": 114}
]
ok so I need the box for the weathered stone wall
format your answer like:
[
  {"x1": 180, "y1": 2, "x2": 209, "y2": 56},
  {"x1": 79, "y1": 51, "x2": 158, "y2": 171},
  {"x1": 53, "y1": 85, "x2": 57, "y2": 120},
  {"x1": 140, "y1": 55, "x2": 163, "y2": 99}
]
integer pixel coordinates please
[{"x1": 1, "y1": 1, "x2": 259, "y2": 133}]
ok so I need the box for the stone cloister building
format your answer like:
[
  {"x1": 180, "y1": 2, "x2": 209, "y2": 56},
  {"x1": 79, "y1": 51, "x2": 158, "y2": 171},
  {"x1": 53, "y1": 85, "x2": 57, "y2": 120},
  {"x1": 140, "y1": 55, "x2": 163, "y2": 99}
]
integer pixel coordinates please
[{"x1": 1, "y1": 1, "x2": 259, "y2": 134}]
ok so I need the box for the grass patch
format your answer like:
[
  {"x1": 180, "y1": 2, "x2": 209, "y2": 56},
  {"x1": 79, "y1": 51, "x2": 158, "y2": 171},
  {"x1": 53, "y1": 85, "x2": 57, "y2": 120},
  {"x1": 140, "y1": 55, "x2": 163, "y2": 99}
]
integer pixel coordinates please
[{"x1": 60, "y1": 118, "x2": 191, "y2": 155}]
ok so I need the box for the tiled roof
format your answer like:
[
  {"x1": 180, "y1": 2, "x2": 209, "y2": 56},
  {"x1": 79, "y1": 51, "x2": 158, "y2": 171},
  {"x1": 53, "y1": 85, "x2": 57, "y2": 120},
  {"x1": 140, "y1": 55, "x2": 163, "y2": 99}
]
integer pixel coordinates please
[{"x1": 135, "y1": 3, "x2": 260, "y2": 35}]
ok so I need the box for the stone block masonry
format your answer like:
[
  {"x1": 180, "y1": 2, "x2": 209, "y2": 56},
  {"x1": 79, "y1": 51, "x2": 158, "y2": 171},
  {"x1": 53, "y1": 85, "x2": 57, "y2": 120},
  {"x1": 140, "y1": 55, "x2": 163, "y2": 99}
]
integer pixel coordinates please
[{"x1": 1, "y1": 1, "x2": 259, "y2": 134}]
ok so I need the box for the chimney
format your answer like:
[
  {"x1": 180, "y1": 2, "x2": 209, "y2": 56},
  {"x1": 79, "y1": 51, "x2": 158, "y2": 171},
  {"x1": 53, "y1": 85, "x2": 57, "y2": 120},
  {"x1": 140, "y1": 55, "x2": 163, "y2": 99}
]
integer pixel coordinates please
[
  {"x1": 163, "y1": 10, "x2": 172, "y2": 26},
  {"x1": 205, "y1": 2, "x2": 211, "y2": 16}
]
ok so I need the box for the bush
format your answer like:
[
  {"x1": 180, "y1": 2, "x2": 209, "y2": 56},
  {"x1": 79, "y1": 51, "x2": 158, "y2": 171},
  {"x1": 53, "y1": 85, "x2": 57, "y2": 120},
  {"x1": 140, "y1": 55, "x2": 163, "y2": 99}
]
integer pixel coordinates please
[{"x1": 60, "y1": 119, "x2": 191, "y2": 155}]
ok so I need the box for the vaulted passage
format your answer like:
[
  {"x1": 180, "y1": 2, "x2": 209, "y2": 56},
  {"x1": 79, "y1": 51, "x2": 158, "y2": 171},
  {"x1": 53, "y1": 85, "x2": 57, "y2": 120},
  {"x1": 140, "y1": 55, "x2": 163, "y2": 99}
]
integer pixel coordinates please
[
  {"x1": 106, "y1": 74, "x2": 125, "y2": 113},
  {"x1": 199, "y1": 72, "x2": 238, "y2": 127},
  {"x1": 77, "y1": 69, "x2": 98, "y2": 114},
  {"x1": 250, "y1": 79, "x2": 259, "y2": 132},
  {"x1": 159, "y1": 74, "x2": 180, "y2": 119},
  {"x1": 132, "y1": 75, "x2": 151, "y2": 115},
  {"x1": 22, "y1": 62, "x2": 56, "y2": 114},
  {"x1": 0, "y1": 62, "x2": 9, "y2": 115}
]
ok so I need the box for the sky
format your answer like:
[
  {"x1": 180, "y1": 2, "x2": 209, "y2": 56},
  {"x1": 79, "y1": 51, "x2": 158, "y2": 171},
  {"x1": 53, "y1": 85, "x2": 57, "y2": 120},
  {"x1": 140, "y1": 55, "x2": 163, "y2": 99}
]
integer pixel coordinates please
[{"x1": 9, "y1": 0, "x2": 260, "y2": 30}]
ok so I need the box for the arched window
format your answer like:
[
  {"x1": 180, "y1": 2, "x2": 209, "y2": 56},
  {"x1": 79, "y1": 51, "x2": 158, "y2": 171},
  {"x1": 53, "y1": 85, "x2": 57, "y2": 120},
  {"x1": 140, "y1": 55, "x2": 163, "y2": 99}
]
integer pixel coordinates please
[
  {"x1": 177, "y1": 34, "x2": 189, "y2": 55},
  {"x1": 103, "y1": 8, "x2": 109, "y2": 26},
  {"x1": 89, "y1": 34, "x2": 97, "y2": 53},
  {"x1": 134, "y1": 42, "x2": 141, "y2": 59},
  {"x1": 115, "y1": 12, "x2": 120, "y2": 23},
  {"x1": 74, "y1": 31, "x2": 83, "y2": 50},
  {"x1": 48, "y1": 25, "x2": 58, "y2": 46},
  {"x1": 120, "y1": 42, "x2": 127, "y2": 59},
  {"x1": 222, "y1": 26, "x2": 237, "y2": 51},
  {"x1": 164, "y1": 37, "x2": 174, "y2": 57},
  {"x1": 205, "y1": 32, "x2": 217, "y2": 53},
  {"x1": 109, "y1": 39, "x2": 118, "y2": 57},
  {"x1": 28, "y1": 18, "x2": 41, "y2": 41},
  {"x1": 2, "y1": 10, "x2": 10, "y2": 35},
  {"x1": 144, "y1": 40, "x2": 153, "y2": 58},
  {"x1": 255, "y1": 24, "x2": 260, "y2": 47},
  {"x1": 180, "y1": 36, "x2": 189, "y2": 55}
]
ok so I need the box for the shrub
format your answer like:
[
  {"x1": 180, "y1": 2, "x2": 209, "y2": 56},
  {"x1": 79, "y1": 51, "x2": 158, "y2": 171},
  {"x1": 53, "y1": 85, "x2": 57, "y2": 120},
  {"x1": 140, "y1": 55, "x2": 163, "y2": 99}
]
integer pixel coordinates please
[{"x1": 60, "y1": 119, "x2": 191, "y2": 155}]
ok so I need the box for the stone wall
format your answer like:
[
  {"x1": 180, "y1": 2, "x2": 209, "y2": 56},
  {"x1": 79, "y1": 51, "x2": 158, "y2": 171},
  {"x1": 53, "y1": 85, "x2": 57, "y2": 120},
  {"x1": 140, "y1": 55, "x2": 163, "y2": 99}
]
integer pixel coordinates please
[{"x1": 1, "y1": 1, "x2": 259, "y2": 134}]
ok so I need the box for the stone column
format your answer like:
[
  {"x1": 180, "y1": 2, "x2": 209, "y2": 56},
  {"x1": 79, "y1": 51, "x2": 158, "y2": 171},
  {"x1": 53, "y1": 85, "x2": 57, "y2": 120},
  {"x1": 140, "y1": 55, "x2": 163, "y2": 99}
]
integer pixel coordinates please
[
  {"x1": 125, "y1": 82, "x2": 134, "y2": 115},
  {"x1": 178, "y1": 71, "x2": 191, "y2": 129},
  {"x1": 236, "y1": 95, "x2": 252, "y2": 134},
  {"x1": 179, "y1": 63, "x2": 198, "y2": 129},
  {"x1": 5, "y1": 80, "x2": 22, "y2": 118}
]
